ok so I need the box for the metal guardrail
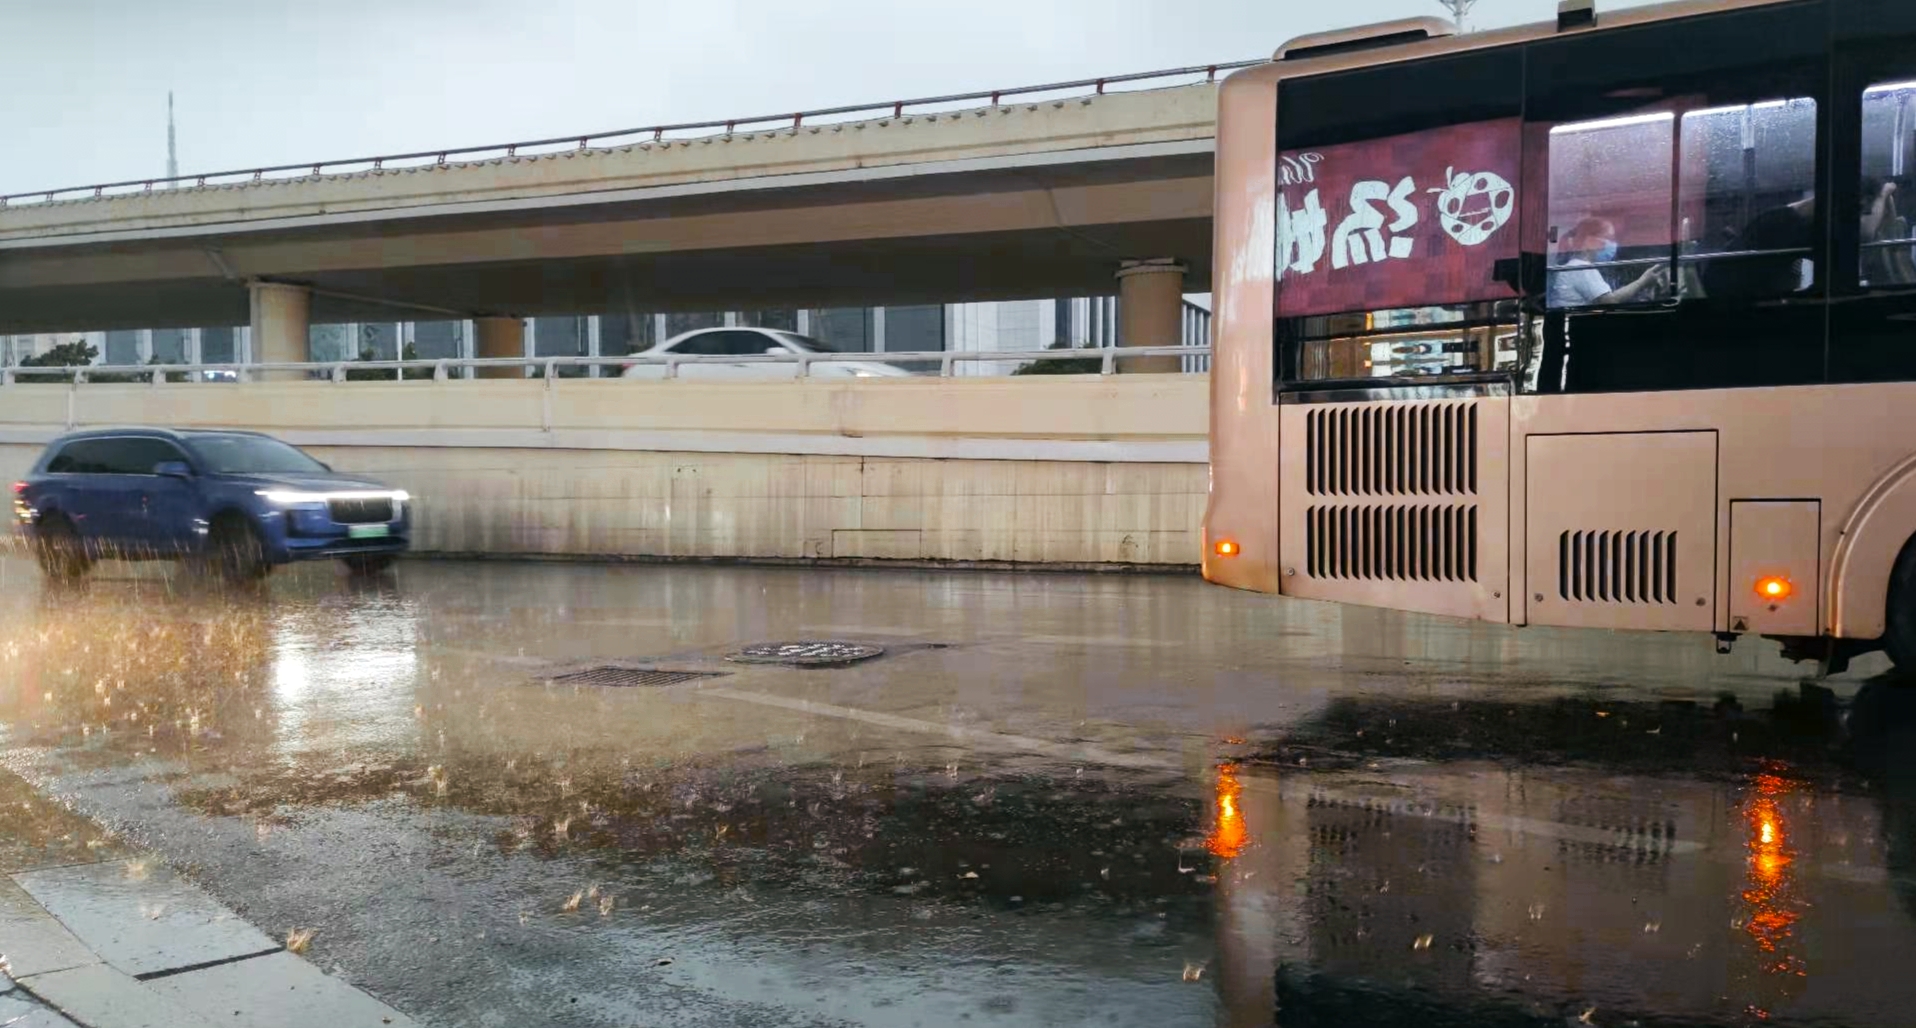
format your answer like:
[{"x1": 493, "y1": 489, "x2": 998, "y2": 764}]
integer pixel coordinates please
[
  {"x1": 0, "y1": 345, "x2": 1211, "y2": 385},
  {"x1": 0, "y1": 61, "x2": 1259, "y2": 209}
]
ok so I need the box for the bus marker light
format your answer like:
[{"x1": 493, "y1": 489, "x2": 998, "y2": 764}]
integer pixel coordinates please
[
  {"x1": 1756, "y1": 576, "x2": 1792, "y2": 602},
  {"x1": 1214, "y1": 540, "x2": 1239, "y2": 557}
]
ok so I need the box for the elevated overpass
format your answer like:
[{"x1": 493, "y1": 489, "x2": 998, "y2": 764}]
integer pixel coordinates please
[{"x1": 0, "y1": 65, "x2": 1242, "y2": 364}]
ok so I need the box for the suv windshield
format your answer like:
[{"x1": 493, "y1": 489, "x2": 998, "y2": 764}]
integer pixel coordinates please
[{"x1": 187, "y1": 434, "x2": 329, "y2": 474}]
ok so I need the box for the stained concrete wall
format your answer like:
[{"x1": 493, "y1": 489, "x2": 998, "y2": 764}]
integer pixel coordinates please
[{"x1": 0, "y1": 376, "x2": 1208, "y2": 567}]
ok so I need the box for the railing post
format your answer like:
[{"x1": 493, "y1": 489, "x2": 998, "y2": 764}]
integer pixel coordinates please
[
  {"x1": 433, "y1": 360, "x2": 449, "y2": 382},
  {"x1": 542, "y1": 361, "x2": 556, "y2": 433},
  {"x1": 940, "y1": 353, "x2": 954, "y2": 377},
  {"x1": 665, "y1": 357, "x2": 680, "y2": 380},
  {"x1": 796, "y1": 354, "x2": 812, "y2": 379},
  {"x1": 331, "y1": 364, "x2": 346, "y2": 384},
  {"x1": 1101, "y1": 348, "x2": 1117, "y2": 375}
]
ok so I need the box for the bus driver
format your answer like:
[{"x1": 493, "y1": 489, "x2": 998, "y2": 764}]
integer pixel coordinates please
[{"x1": 1547, "y1": 217, "x2": 1671, "y2": 308}]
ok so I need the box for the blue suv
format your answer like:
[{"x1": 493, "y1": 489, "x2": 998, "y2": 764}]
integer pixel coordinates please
[{"x1": 11, "y1": 428, "x2": 411, "y2": 582}]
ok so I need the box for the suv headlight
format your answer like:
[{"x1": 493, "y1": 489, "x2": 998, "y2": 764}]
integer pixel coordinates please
[
  {"x1": 256, "y1": 490, "x2": 327, "y2": 505},
  {"x1": 255, "y1": 489, "x2": 409, "y2": 505}
]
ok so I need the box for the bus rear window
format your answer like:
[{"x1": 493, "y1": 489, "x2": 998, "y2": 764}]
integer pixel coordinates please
[
  {"x1": 1274, "y1": 118, "x2": 1523, "y2": 319},
  {"x1": 1274, "y1": 50, "x2": 1524, "y2": 389}
]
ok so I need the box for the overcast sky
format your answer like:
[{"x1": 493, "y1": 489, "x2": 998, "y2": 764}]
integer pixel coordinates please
[{"x1": 0, "y1": 0, "x2": 1664, "y2": 197}]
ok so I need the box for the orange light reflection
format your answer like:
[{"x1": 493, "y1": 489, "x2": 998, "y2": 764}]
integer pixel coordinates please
[
  {"x1": 1207, "y1": 763, "x2": 1247, "y2": 859},
  {"x1": 1740, "y1": 768, "x2": 1807, "y2": 1019}
]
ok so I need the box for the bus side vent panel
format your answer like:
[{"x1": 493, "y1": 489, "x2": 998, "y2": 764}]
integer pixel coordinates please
[
  {"x1": 1305, "y1": 503, "x2": 1478, "y2": 582},
  {"x1": 1556, "y1": 530, "x2": 1677, "y2": 604},
  {"x1": 1305, "y1": 401, "x2": 1478, "y2": 498}
]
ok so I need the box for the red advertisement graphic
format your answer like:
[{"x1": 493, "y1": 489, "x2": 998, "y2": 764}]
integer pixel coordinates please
[{"x1": 1275, "y1": 118, "x2": 1524, "y2": 319}]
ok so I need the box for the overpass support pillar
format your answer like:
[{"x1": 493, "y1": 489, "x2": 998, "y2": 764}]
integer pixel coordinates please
[
  {"x1": 473, "y1": 318, "x2": 526, "y2": 379},
  {"x1": 247, "y1": 282, "x2": 310, "y2": 374},
  {"x1": 1115, "y1": 259, "x2": 1186, "y2": 373}
]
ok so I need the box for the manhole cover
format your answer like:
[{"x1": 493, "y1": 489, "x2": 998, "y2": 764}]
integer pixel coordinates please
[
  {"x1": 727, "y1": 641, "x2": 885, "y2": 667},
  {"x1": 544, "y1": 667, "x2": 726, "y2": 688}
]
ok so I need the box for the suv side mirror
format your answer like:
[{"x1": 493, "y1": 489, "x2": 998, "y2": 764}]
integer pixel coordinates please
[{"x1": 154, "y1": 461, "x2": 193, "y2": 479}]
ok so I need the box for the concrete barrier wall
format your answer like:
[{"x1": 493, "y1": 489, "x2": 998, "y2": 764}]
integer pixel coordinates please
[{"x1": 0, "y1": 375, "x2": 1209, "y2": 567}]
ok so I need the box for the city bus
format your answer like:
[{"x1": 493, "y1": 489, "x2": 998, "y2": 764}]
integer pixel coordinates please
[{"x1": 1201, "y1": 0, "x2": 1916, "y2": 675}]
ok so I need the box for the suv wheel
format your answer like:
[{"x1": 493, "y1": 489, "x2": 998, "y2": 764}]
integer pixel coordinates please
[
  {"x1": 208, "y1": 516, "x2": 269, "y2": 583},
  {"x1": 32, "y1": 515, "x2": 90, "y2": 583}
]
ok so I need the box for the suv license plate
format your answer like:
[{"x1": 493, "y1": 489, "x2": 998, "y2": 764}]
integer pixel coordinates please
[{"x1": 348, "y1": 524, "x2": 391, "y2": 539}]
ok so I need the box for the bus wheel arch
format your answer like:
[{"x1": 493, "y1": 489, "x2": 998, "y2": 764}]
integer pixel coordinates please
[{"x1": 1830, "y1": 457, "x2": 1916, "y2": 655}]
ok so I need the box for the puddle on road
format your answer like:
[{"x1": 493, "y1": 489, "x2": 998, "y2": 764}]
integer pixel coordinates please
[{"x1": 3, "y1": 567, "x2": 1916, "y2": 1025}]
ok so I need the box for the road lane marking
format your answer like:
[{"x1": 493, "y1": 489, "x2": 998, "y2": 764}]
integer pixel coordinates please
[
  {"x1": 694, "y1": 685, "x2": 1179, "y2": 772},
  {"x1": 431, "y1": 648, "x2": 552, "y2": 668},
  {"x1": 695, "y1": 687, "x2": 1728, "y2": 860},
  {"x1": 1019, "y1": 635, "x2": 1188, "y2": 648},
  {"x1": 796, "y1": 625, "x2": 945, "y2": 638},
  {"x1": 440, "y1": 649, "x2": 1876, "y2": 878}
]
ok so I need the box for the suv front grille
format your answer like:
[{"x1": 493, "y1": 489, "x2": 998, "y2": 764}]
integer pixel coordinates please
[{"x1": 329, "y1": 498, "x2": 394, "y2": 524}]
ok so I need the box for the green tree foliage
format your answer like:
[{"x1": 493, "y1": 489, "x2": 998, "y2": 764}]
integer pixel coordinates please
[
  {"x1": 1011, "y1": 339, "x2": 1101, "y2": 376},
  {"x1": 15, "y1": 341, "x2": 187, "y2": 383},
  {"x1": 344, "y1": 344, "x2": 420, "y2": 381},
  {"x1": 17, "y1": 339, "x2": 98, "y2": 371}
]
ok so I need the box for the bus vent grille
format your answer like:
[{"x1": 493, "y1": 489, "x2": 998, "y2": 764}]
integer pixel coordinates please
[
  {"x1": 1558, "y1": 530, "x2": 1677, "y2": 604},
  {"x1": 1305, "y1": 402, "x2": 1478, "y2": 497},
  {"x1": 1306, "y1": 503, "x2": 1478, "y2": 582}
]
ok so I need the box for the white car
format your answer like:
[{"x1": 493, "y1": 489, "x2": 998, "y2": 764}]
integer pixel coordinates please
[{"x1": 620, "y1": 328, "x2": 911, "y2": 380}]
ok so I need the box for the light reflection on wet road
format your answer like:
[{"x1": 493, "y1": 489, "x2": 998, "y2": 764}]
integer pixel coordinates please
[{"x1": 0, "y1": 556, "x2": 1913, "y2": 1026}]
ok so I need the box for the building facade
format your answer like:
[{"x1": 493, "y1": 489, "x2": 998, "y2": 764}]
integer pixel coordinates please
[{"x1": 3, "y1": 297, "x2": 1211, "y2": 376}]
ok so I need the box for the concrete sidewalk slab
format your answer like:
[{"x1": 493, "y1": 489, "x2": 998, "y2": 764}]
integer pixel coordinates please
[
  {"x1": 147, "y1": 951, "x2": 416, "y2": 1028},
  {"x1": 13, "y1": 862, "x2": 277, "y2": 977},
  {"x1": 0, "y1": 762, "x2": 422, "y2": 1028},
  {"x1": 0, "y1": 992, "x2": 78, "y2": 1027},
  {"x1": 0, "y1": 879, "x2": 100, "y2": 979},
  {"x1": 18, "y1": 964, "x2": 216, "y2": 1028}
]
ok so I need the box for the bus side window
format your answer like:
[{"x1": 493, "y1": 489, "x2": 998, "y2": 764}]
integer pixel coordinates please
[
  {"x1": 1524, "y1": 4, "x2": 1828, "y2": 395},
  {"x1": 1830, "y1": 57, "x2": 1916, "y2": 384}
]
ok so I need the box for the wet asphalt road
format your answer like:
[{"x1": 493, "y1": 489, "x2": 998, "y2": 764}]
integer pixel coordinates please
[{"x1": 0, "y1": 556, "x2": 1913, "y2": 1027}]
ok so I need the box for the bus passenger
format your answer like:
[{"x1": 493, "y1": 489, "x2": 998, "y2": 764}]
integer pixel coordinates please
[
  {"x1": 1703, "y1": 195, "x2": 1814, "y2": 298},
  {"x1": 1547, "y1": 218, "x2": 1671, "y2": 308},
  {"x1": 1862, "y1": 178, "x2": 1916, "y2": 287}
]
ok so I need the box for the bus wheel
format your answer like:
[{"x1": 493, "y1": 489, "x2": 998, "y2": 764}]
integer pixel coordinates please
[{"x1": 1885, "y1": 538, "x2": 1916, "y2": 676}]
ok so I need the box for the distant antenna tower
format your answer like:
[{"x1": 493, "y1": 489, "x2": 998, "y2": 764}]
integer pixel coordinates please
[
  {"x1": 1437, "y1": 0, "x2": 1480, "y2": 32},
  {"x1": 166, "y1": 92, "x2": 178, "y2": 185}
]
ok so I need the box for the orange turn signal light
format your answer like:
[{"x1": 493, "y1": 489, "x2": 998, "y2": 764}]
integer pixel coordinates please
[
  {"x1": 1214, "y1": 539, "x2": 1239, "y2": 557},
  {"x1": 1755, "y1": 576, "x2": 1793, "y2": 602}
]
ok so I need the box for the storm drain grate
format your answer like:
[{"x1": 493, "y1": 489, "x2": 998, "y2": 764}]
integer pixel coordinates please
[
  {"x1": 727, "y1": 641, "x2": 885, "y2": 667},
  {"x1": 544, "y1": 666, "x2": 727, "y2": 688}
]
